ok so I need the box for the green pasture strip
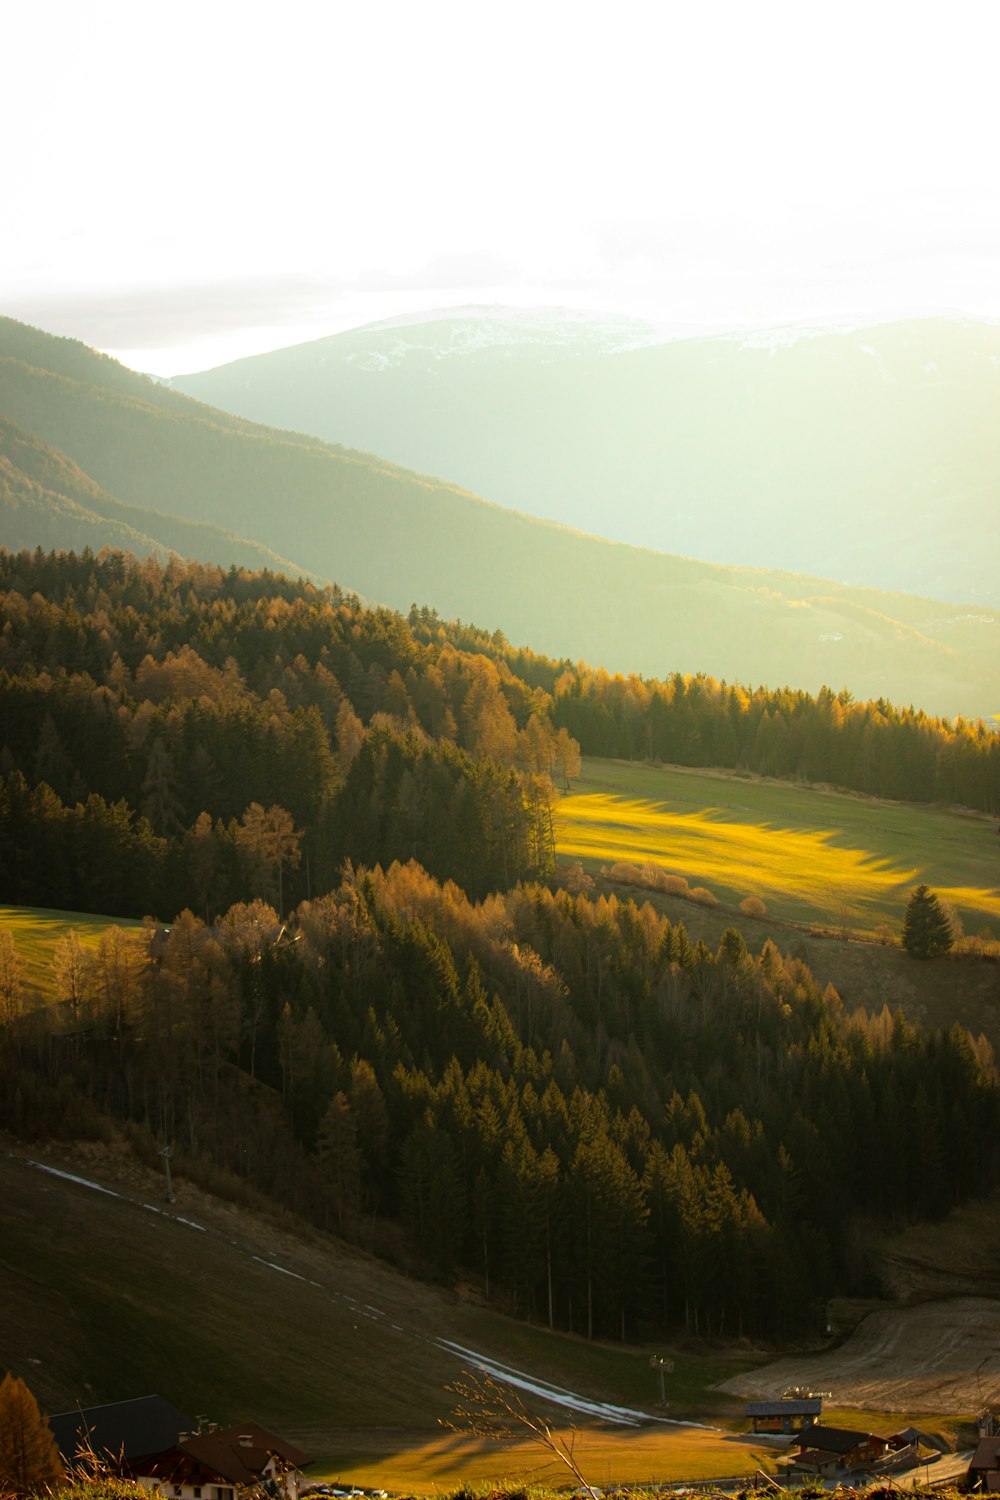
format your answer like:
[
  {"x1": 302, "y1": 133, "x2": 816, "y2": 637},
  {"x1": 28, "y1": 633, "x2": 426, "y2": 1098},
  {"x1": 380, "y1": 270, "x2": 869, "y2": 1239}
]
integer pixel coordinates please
[
  {"x1": 0, "y1": 904, "x2": 144, "y2": 1003},
  {"x1": 556, "y1": 760, "x2": 1000, "y2": 936},
  {"x1": 442, "y1": 1319, "x2": 753, "y2": 1422},
  {"x1": 0, "y1": 1149, "x2": 459, "y2": 1431}
]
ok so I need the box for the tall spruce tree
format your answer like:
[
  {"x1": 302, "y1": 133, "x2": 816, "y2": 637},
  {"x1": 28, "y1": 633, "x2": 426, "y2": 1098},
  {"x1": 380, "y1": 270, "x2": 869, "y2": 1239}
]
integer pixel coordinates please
[{"x1": 902, "y1": 883, "x2": 954, "y2": 958}]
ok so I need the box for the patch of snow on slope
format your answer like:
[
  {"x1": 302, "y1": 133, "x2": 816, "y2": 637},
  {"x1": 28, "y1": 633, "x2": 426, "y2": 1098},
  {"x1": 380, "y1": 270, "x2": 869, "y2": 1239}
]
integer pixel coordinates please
[
  {"x1": 253, "y1": 1255, "x2": 313, "y2": 1281},
  {"x1": 342, "y1": 306, "x2": 672, "y2": 369},
  {"x1": 735, "y1": 319, "x2": 863, "y2": 354},
  {"x1": 22, "y1": 1157, "x2": 207, "y2": 1229},
  {"x1": 25, "y1": 1161, "x2": 122, "y2": 1198},
  {"x1": 435, "y1": 1338, "x2": 718, "y2": 1430}
]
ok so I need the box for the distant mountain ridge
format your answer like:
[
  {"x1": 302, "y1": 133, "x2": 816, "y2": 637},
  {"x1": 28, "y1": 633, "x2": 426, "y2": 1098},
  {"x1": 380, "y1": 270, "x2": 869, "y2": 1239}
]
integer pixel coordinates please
[
  {"x1": 1, "y1": 315, "x2": 998, "y2": 719},
  {"x1": 170, "y1": 306, "x2": 1000, "y2": 607},
  {"x1": 337, "y1": 303, "x2": 673, "y2": 364}
]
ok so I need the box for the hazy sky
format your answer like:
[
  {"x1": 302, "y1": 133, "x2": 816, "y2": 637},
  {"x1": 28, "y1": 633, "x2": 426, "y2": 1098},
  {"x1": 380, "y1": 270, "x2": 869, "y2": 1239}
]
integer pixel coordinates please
[{"x1": 4, "y1": 0, "x2": 999, "y2": 374}]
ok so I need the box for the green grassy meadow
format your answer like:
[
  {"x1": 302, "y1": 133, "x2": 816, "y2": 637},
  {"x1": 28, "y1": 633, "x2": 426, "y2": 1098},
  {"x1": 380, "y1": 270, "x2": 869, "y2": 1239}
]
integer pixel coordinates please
[
  {"x1": 556, "y1": 759, "x2": 1000, "y2": 939},
  {"x1": 3, "y1": 1140, "x2": 981, "y2": 1492},
  {"x1": 0, "y1": 905, "x2": 142, "y2": 1004}
]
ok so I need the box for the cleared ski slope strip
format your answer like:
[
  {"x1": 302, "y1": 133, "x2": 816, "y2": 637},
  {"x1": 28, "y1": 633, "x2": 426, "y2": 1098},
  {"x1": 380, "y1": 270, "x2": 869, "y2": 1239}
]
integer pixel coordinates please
[
  {"x1": 11, "y1": 1152, "x2": 717, "y2": 1429},
  {"x1": 436, "y1": 1339, "x2": 718, "y2": 1430}
]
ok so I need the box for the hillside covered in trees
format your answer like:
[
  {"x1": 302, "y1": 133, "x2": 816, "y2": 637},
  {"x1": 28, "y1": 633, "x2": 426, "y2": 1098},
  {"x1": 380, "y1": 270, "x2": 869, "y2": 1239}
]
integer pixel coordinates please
[
  {"x1": 0, "y1": 414, "x2": 314, "y2": 579},
  {"x1": 1, "y1": 547, "x2": 999, "y2": 1348},
  {"x1": 2, "y1": 315, "x2": 999, "y2": 719},
  {"x1": 0, "y1": 548, "x2": 994, "y2": 928},
  {"x1": 4, "y1": 858, "x2": 997, "y2": 1346}
]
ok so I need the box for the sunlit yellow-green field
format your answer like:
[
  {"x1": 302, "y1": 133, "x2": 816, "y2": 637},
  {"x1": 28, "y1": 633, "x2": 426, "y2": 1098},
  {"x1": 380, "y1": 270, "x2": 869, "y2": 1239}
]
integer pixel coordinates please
[
  {"x1": 556, "y1": 760, "x2": 1000, "y2": 937},
  {"x1": 312, "y1": 1424, "x2": 780, "y2": 1491},
  {"x1": 0, "y1": 904, "x2": 141, "y2": 1002}
]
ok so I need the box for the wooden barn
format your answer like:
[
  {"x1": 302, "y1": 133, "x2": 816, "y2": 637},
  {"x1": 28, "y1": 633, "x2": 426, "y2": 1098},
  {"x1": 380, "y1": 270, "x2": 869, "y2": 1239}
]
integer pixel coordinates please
[
  {"x1": 782, "y1": 1424, "x2": 891, "y2": 1477},
  {"x1": 746, "y1": 1396, "x2": 823, "y2": 1434}
]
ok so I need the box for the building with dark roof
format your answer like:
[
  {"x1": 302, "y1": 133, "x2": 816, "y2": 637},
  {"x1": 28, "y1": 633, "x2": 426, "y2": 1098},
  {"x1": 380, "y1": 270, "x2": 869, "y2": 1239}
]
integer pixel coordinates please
[
  {"x1": 47, "y1": 1401, "x2": 311, "y2": 1500},
  {"x1": 48, "y1": 1396, "x2": 193, "y2": 1469},
  {"x1": 746, "y1": 1397, "x2": 822, "y2": 1434},
  {"x1": 968, "y1": 1435, "x2": 1000, "y2": 1491},
  {"x1": 137, "y1": 1421, "x2": 312, "y2": 1500},
  {"x1": 783, "y1": 1425, "x2": 891, "y2": 1476}
]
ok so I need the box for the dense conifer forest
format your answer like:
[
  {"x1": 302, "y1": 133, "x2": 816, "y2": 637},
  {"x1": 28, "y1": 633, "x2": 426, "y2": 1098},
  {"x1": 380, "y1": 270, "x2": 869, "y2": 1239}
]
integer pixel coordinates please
[
  {"x1": 0, "y1": 548, "x2": 995, "y2": 926},
  {"x1": 1, "y1": 547, "x2": 999, "y2": 1346}
]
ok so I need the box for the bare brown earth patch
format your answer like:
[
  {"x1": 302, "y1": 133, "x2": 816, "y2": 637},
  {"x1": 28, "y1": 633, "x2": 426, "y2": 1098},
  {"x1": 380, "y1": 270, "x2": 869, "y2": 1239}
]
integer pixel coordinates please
[{"x1": 719, "y1": 1297, "x2": 1000, "y2": 1413}]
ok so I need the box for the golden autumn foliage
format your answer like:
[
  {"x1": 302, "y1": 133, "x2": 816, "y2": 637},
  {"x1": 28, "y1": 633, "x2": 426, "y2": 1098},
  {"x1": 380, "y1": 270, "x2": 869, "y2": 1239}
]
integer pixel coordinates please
[{"x1": 0, "y1": 1373, "x2": 63, "y2": 1497}]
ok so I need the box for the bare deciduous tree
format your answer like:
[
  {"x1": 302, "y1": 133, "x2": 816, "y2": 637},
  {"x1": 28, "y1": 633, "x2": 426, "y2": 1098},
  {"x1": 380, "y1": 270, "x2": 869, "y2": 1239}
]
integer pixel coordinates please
[{"x1": 442, "y1": 1371, "x2": 600, "y2": 1499}]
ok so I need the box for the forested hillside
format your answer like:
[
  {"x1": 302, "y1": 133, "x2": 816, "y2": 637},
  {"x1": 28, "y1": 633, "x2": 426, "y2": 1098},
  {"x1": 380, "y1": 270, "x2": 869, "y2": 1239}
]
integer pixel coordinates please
[
  {"x1": 5, "y1": 859, "x2": 997, "y2": 1347},
  {"x1": 1, "y1": 549, "x2": 999, "y2": 1349},
  {"x1": 0, "y1": 550, "x2": 996, "y2": 925},
  {"x1": 3, "y1": 316, "x2": 999, "y2": 718}
]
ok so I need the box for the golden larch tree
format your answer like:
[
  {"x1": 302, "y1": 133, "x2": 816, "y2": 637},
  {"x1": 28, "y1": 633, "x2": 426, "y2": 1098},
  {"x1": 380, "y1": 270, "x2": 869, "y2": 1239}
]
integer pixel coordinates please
[{"x1": 0, "y1": 1372, "x2": 64, "y2": 1496}]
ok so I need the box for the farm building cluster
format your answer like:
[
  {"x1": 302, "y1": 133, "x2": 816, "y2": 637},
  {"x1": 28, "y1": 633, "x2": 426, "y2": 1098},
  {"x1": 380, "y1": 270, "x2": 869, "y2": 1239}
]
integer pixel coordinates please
[
  {"x1": 47, "y1": 1396, "x2": 310, "y2": 1499},
  {"x1": 746, "y1": 1396, "x2": 946, "y2": 1482}
]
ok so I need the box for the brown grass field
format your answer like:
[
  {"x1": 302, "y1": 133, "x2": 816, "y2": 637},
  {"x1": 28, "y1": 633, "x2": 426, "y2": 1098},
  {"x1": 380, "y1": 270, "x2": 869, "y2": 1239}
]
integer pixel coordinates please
[
  {"x1": 304, "y1": 1424, "x2": 780, "y2": 1491},
  {"x1": 719, "y1": 1297, "x2": 1000, "y2": 1416}
]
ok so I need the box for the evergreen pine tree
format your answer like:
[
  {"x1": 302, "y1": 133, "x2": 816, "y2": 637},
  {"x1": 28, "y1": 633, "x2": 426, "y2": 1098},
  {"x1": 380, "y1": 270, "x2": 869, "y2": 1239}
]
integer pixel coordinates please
[{"x1": 902, "y1": 884, "x2": 954, "y2": 958}]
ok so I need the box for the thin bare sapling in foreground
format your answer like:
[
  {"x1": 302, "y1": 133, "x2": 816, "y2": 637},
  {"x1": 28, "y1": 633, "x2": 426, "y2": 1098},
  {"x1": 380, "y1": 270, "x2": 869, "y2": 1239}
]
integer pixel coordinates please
[{"x1": 442, "y1": 1370, "x2": 600, "y2": 1499}]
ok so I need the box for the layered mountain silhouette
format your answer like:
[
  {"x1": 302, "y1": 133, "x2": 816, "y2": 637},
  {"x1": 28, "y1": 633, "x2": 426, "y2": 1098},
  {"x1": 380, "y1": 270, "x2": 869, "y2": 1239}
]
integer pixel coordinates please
[
  {"x1": 171, "y1": 306, "x2": 1000, "y2": 608},
  {"x1": 1, "y1": 315, "x2": 997, "y2": 719}
]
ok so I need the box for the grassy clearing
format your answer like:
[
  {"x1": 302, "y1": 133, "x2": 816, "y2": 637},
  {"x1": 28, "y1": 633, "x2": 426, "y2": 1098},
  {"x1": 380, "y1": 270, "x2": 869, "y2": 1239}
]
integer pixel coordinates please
[
  {"x1": 0, "y1": 904, "x2": 142, "y2": 1003},
  {"x1": 0, "y1": 1146, "x2": 749, "y2": 1451},
  {"x1": 308, "y1": 1424, "x2": 780, "y2": 1491},
  {"x1": 0, "y1": 1143, "x2": 968, "y2": 1492},
  {"x1": 556, "y1": 760, "x2": 1000, "y2": 938}
]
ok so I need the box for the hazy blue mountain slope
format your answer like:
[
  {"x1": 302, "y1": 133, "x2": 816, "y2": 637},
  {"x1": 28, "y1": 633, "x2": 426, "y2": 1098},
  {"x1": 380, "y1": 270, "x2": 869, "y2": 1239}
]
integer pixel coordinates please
[
  {"x1": 1, "y1": 317, "x2": 997, "y2": 719},
  {"x1": 0, "y1": 416, "x2": 323, "y2": 580},
  {"x1": 171, "y1": 309, "x2": 1000, "y2": 607}
]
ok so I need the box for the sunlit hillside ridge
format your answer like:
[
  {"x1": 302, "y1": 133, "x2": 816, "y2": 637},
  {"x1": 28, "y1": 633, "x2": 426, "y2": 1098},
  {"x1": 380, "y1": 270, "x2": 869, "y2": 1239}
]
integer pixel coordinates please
[{"x1": 1, "y1": 315, "x2": 998, "y2": 718}]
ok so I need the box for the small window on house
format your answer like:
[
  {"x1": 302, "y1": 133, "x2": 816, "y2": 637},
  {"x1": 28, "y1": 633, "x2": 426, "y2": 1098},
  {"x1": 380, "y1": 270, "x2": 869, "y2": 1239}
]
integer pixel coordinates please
[
  {"x1": 172, "y1": 1488, "x2": 182, "y2": 1497},
  {"x1": 193, "y1": 1488, "x2": 202, "y2": 1497}
]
